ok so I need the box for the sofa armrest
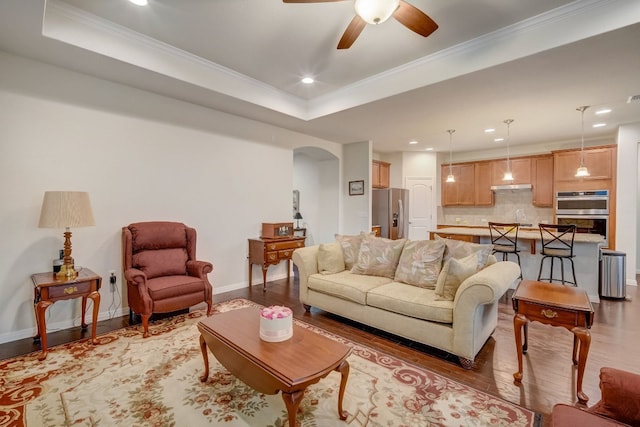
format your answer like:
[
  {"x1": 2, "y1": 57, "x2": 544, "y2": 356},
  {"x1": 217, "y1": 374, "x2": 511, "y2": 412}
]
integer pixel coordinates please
[
  {"x1": 453, "y1": 260, "x2": 520, "y2": 309},
  {"x1": 186, "y1": 260, "x2": 214, "y2": 278},
  {"x1": 589, "y1": 367, "x2": 640, "y2": 425},
  {"x1": 292, "y1": 245, "x2": 320, "y2": 302}
]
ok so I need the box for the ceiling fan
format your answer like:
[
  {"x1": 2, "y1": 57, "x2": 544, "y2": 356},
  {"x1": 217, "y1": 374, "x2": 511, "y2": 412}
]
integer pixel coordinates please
[{"x1": 283, "y1": 0, "x2": 438, "y2": 49}]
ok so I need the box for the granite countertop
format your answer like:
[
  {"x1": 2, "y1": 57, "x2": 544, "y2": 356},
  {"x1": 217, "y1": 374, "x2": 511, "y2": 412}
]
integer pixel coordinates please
[{"x1": 434, "y1": 226, "x2": 605, "y2": 244}]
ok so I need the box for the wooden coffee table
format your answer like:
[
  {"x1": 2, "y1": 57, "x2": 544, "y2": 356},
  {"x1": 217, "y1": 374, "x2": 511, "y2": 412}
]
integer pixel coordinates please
[
  {"x1": 512, "y1": 280, "x2": 594, "y2": 403},
  {"x1": 198, "y1": 306, "x2": 351, "y2": 426}
]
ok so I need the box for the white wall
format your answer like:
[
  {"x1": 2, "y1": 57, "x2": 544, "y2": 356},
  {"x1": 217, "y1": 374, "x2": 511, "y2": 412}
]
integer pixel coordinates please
[
  {"x1": 0, "y1": 51, "x2": 343, "y2": 343},
  {"x1": 616, "y1": 123, "x2": 640, "y2": 283},
  {"x1": 342, "y1": 141, "x2": 372, "y2": 234}
]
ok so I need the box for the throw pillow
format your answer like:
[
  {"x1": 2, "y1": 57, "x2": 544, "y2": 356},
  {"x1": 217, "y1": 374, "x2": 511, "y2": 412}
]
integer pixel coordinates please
[
  {"x1": 317, "y1": 242, "x2": 345, "y2": 275},
  {"x1": 351, "y1": 235, "x2": 406, "y2": 279},
  {"x1": 434, "y1": 252, "x2": 480, "y2": 301},
  {"x1": 435, "y1": 234, "x2": 493, "y2": 269},
  {"x1": 335, "y1": 232, "x2": 371, "y2": 269},
  {"x1": 394, "y1": 239, "x2": 446, "y2": 288}
]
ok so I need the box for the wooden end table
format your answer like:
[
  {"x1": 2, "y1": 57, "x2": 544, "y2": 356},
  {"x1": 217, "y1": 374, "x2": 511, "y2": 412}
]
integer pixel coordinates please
[
  {"x1": 198, "y1": 307, "x2": 351, "y2": 426},
  {"x1": 512, "y1": 280, "x2": 594, "y2": 403},
  {"x1": 31, "y1": 268, "x2": 102, "y2": 360}
]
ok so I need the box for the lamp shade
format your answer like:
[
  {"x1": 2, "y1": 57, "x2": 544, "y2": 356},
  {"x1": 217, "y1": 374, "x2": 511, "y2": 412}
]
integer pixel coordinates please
[
  {"x1": 38, "y1": 191, "x2": 95, "y2": 228},
  {"x1": 294, "y1": 212, "x2": 303, "y2": 220},
  {"x1": 354, "y1": 0, "x2": 399, "y2": 24}
]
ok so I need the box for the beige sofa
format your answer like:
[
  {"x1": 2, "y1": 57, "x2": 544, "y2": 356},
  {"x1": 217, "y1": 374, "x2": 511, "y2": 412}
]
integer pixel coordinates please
[{"x1": 292, "y1": 238, "x2": 520, "y2": 368}]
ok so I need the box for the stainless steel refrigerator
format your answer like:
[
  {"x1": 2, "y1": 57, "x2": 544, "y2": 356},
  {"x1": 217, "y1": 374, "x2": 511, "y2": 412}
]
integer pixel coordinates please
[{"x1": 372, "y1": 188, "x2": 410, "y2": 240}]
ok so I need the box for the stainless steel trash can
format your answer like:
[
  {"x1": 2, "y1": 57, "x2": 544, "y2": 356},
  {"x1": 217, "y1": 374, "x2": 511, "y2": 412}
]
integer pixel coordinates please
[{"x1": 599, "y1": 249, "x2": 626, "y2": 299}]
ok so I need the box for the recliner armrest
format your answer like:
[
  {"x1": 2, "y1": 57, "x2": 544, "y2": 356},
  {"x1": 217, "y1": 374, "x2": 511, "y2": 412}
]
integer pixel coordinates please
[
  {"x1": 589, "y1": 367, "x2": 640, "y2": 425},
  {"x1": 186, "y1": 260, "x2": 213, "y2": 278},
  {"x1": 124, "y1": 267, "x2": 147, "y2": 286}
]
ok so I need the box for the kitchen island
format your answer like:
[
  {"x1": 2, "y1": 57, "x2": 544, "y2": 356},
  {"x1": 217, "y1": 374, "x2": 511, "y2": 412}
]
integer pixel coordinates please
[{"x1": 431, "y1": 226, "x2": 606, "y2": 302}]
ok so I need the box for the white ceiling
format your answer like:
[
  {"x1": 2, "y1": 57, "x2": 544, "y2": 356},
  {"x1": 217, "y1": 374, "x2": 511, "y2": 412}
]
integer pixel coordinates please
[{"x1": 1, "y1": 0, "x2": 639, "y2": 154}]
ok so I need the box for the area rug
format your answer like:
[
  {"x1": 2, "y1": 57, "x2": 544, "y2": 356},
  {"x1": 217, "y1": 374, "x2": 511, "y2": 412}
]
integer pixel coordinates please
[{"x1": 0, "y1": 298, "x2": 541, "y2": 426}]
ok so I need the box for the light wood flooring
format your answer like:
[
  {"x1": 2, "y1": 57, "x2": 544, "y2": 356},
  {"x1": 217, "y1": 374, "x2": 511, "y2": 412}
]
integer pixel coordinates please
[{"x1": 2, "y1": 277, "x2": 638, "y2": 426}]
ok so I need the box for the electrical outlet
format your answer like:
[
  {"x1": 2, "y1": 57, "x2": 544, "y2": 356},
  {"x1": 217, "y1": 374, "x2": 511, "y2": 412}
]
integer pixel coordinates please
[{"x1": 109, "y1": 270, "x2": 116, "y2": 291}]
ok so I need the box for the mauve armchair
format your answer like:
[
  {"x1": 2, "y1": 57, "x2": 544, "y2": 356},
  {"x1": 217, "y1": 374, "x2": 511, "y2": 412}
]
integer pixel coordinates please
[{"x1": 122, "y1": 221, "x2": 213, "y2": 338}]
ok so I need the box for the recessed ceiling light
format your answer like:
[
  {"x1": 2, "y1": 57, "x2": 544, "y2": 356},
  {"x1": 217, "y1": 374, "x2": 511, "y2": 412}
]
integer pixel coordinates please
[
  {"x1": 409, "y1": 140, "x2": 418, "y2": 145},
  {"x1": 128, "y1": 0, "x2": 148, "y2": 5},
  {"x1": 425, "y1": 147, "x2": 434, "y2": 151},
  {"x1": 595, "y1": 108, "x2": 612, "y2": 115},
  {"x1": 484, "y1": 128, "x2": 495, "y2": 133},
  {"x1": 494, "y1": 137, "x2": 504, "y2": 142},
  {"x1": 301, "y1": 77, "x2": 314, "y2": 84},
  {"x1": 592, "y1": 123, "x2": 606, "y2": 128}
]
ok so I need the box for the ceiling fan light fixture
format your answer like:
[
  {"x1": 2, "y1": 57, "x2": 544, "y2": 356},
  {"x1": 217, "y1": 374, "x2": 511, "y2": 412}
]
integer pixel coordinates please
[{"x1": 354, "y1": 0, "x2": 399, "y2": 25}]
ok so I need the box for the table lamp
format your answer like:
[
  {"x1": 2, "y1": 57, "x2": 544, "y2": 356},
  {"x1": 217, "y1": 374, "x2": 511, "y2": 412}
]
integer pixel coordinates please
[
  {"x1": 38, "y1": 191, "x2": 95, "y2": 279},
  {"x1": 294, "y1": 212, "x2": 303, "y2": 229}
]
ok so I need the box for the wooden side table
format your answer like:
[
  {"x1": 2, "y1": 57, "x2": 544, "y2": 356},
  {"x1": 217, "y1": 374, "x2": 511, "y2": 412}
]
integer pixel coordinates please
[
  {"x1": 31, "y1": 268, "x2": 102, "y2": 360},
  {"x1": 248, "y1": 237, "x2": 305, "y2": 291},
  {"x1": 512, "y1": 280, "x2": 594, "y2": 403}
]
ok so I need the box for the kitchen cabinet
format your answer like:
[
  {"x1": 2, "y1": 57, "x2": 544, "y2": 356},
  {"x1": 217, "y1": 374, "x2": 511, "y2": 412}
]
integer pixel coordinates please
[
  {"x1": 372, "y1": 160, "x2": 390, "y2": 188},
  {"x1": 430, "y1": 231, "x2": 480, "y2": 243},
  {"x1": 442, "y1": 163, "x2": 475, "y2": 206},
  {"x1": 491, "y1": 158, "x2": 532, "y2": 185},
  {"x1": 531, "y1": 155, "x2": 554, "y2": 207},
  {"x1": 554, "y1": 146, "x2": 613, "y2": 182},
  {"x1": 474, "y1": 161, "x2": 494, "y2": 206}
]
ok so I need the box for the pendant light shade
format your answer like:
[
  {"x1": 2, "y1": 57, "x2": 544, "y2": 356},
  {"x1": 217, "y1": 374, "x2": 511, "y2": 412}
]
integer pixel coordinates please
[
  {"x1": 502, "y1": 119, "x2": 514, "y2": 181},
  {"x1": 446, "y1": 129, "x2": 455, "y2": 183},
  {"x1": 575, "y1": 106, "x2": 590, "y2": 177}
]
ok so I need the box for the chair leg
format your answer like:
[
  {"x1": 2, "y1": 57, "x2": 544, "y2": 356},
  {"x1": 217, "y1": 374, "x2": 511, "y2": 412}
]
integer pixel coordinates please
[
  {"x1": 560, "y1": 259, "x2": 566, "y2": 285},
  {"x1": 537, "y1": 256, "x2": 545, "y2": 281},
  {"x1": 569, "y1": 258, "x2": 578, "y2": 286},
  {"x1": 514, "y1": 252, "x2": 523, "y2": 279},
  {"x1": 141, "y1": 314, "x2": 151, "y2": 338}
]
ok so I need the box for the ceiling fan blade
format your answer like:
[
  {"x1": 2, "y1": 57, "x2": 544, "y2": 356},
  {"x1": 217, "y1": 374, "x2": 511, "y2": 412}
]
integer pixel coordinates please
[
  {"x1": 393, "y1": 0, "x2": 438, "y2": 37},
  {"x1": 283, "y1": 0, "x2": 347, "y2": 3},
  {"x1": 337, "y1": 15, "x2": 366, "y2": 49}
]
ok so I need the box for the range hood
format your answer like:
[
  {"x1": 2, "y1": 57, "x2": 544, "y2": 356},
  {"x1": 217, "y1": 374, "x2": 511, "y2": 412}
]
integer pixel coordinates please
[{"x1": 490, "y1": 183, "x2": 532, "y2": 191}]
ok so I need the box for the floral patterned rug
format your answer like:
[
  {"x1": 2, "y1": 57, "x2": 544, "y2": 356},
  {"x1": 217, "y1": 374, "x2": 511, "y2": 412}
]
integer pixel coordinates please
[{"x1": 0, "y1": 298, "x2": 541, "y2": 426}]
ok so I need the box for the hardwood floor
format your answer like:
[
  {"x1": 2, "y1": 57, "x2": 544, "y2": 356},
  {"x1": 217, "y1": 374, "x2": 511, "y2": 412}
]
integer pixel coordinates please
[{"x1": 2, "y1": 277, "x2": 638, "y2": 426}]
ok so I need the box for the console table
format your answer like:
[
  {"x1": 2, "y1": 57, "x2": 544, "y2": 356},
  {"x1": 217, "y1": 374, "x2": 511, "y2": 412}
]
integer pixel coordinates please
[
  {"x1": 31, "y1": 268, "x2": 102, "y2": 360},
  {"x1": 248, "y1": 237, "x2": 305, "y2": 291}
]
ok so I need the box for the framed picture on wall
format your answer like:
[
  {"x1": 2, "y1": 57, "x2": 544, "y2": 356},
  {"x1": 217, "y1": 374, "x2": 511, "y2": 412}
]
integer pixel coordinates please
[{"x1": 349, "y1": 180, "x2": 364, "y2": 196}]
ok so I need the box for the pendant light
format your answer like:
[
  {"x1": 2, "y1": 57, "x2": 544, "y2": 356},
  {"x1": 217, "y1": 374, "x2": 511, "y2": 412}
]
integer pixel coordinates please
[
  {"x1": 575, "y1": 106, "x2": 590, "y2": 177},
  {"x1": 446, "y1": 129, "x2": 455, "y2": 183},
  {"x1": 502, "y1": 119, "x2": 514, "y2": 181}
]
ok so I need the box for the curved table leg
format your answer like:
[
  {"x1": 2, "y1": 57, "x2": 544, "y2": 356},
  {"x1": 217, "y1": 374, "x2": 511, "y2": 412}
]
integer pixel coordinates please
[
  {"x1": 572, "y1": 326, "x2": 591, "y2": 404},
  {"x1": 261, "y1": 265, "x2": 269, "y2": 292},
  {"x1": 35, "y1": 300, "x2": 53, "y2": 361},
  {"x1": 199, "y1": 335, "x2": 210, "y2": 383},
  {"x1": 336, "y1": 360, "x2": 350, "y2": 420},
  {"x1": 513, "y1": 313, "x2": 528, "y2": 383},
  {"x1": 81, "y1": 295, "x2": 88, "y2": 330},
  {"x1": 87, "y1": 291, "x2": 100, "y2": 344},
  {"x1": 282, "y1": 389, "x2": 304, "y2": 427}
]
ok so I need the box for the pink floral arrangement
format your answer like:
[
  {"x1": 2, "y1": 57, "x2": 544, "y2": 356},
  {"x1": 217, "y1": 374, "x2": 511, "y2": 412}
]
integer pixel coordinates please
[{"x1": 260, "y1": 305, "x2": 292, "y2": 320}]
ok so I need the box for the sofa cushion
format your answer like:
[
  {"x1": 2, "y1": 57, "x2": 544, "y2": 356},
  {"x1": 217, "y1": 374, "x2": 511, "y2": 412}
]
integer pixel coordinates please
[
  {"x1": 435, "y1": 234, "x2": 493, "y2": 269},
  {"x1": 434, "y1": 252, "x2": 480, "y2": 301},
  {"x1": 367, "y1": 282, "x2": 454, "y2": 324},
  {"x1": 351, "y1": 236, "x2": 406, "y2": 279},
  {"x1": 394, "y1": 239, "x2": 445, "y2": 288},
  {"x1": 307, "y1": 271, "x2": 392, "y2": 305},
  {"x1": 318, "y1": 242, "x2": 345, "y2": 274},
  {"x1": 335, "y1": 233, "x2": 368, "y2": 269}
]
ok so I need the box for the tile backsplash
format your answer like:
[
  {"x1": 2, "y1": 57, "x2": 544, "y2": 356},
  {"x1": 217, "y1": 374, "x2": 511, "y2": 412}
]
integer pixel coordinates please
[{"x1": 439, "y1": 190, "x2": 553, "y2": 227}]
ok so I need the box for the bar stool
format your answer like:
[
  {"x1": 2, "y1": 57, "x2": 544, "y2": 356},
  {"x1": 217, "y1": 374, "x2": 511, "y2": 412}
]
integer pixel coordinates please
[
  {"x1": 537, "y1": 223, "x2": 577, "y2": 286},
  {"x1": 488, "y1": 222, "x2": 522, "y2": 279}
]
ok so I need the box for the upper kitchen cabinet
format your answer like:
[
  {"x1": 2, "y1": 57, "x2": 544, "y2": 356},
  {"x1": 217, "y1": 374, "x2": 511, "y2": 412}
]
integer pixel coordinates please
[
  {"x1": 491, "y1": 158, "x2": 531, "y2": 185},
  {"x1": 531, "y1": 155, "x2": 554, "y2": 207},
  {"x1": 474, "y1": 161, "x2": 494, "y2": 206},
  {"x1": 372, "y1": 160, "x2": 390, "y2": 189},
  {"x1": 554, "y1": 146, "x2": 615, "y2": 182},
  {"x1": 442, "y1": 163, "x2": 475, "y2": 206}
]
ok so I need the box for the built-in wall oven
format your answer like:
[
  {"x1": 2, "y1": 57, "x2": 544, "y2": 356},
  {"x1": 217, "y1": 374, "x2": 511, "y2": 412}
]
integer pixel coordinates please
[{"x1": 555, "y1": 190, "x2": 609, "y2": 246}]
